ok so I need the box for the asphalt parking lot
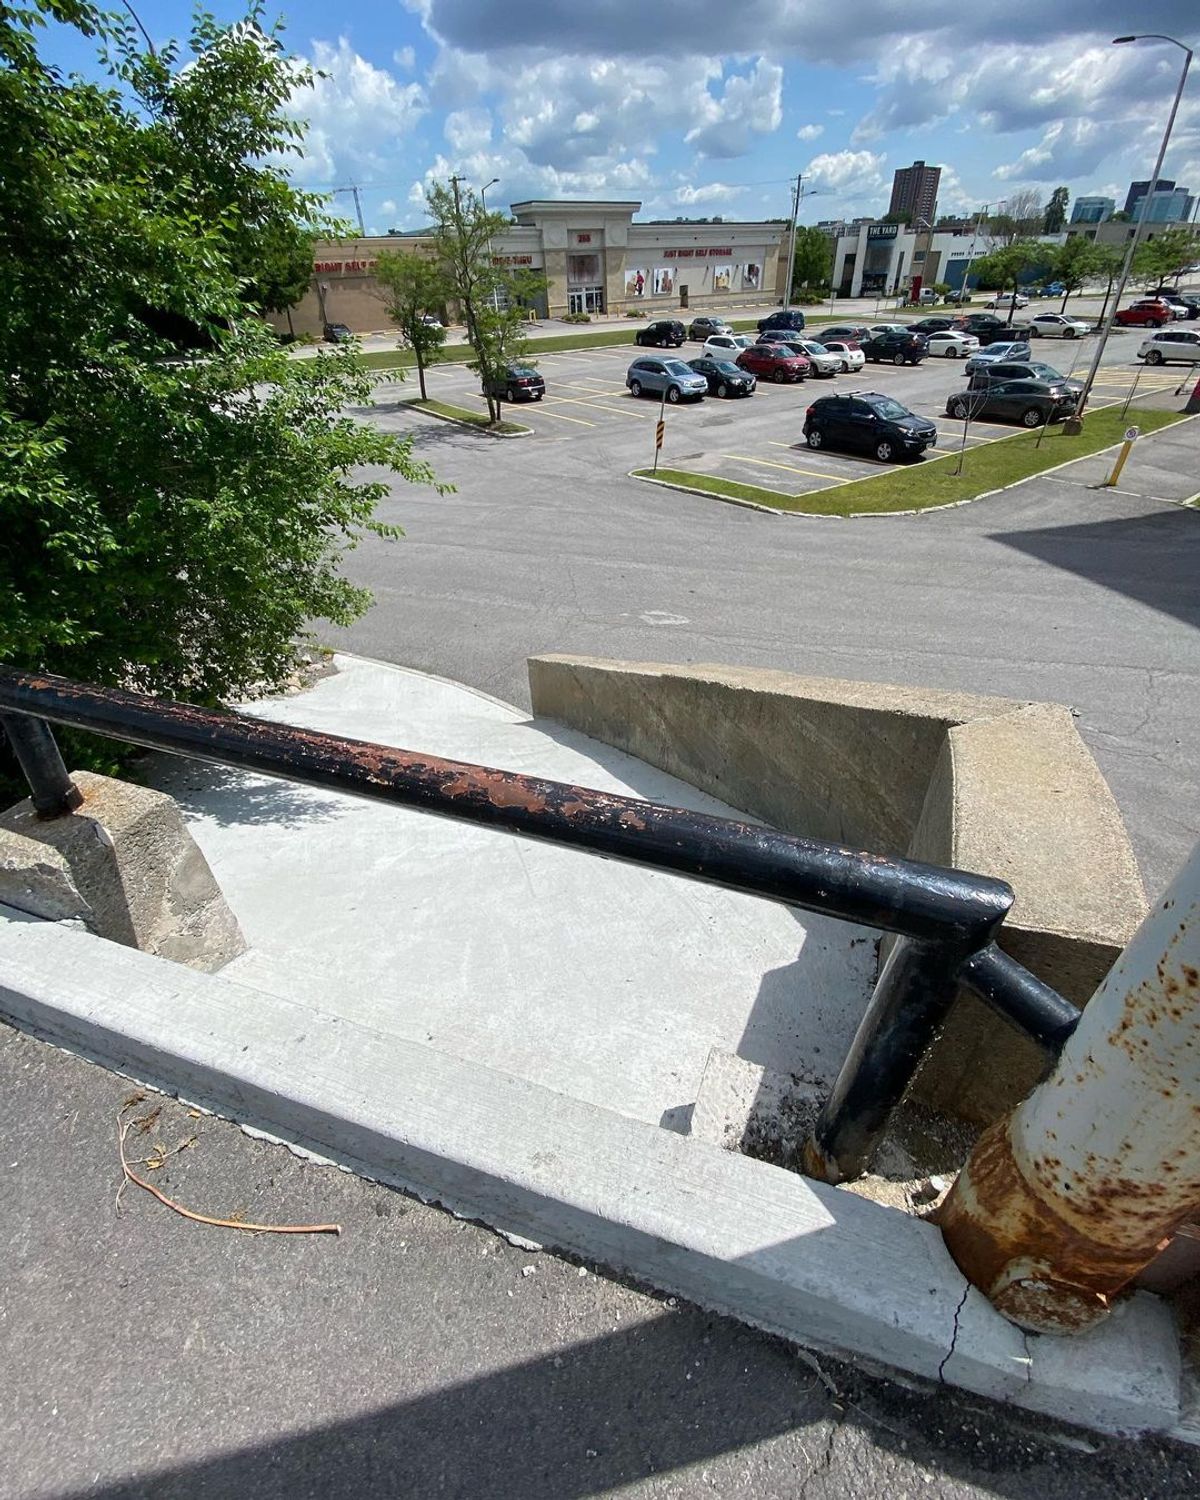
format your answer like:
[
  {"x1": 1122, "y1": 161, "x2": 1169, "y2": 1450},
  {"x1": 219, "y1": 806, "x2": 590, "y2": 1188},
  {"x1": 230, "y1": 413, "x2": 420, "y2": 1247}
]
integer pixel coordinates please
[{"x1": 402, "y1": 331, "x2": 1192, "y2": 501}]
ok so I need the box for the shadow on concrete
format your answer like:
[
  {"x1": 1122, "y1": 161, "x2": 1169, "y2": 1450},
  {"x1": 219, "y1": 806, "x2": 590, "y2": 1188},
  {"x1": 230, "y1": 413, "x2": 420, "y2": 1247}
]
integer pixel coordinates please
[
  {"x1": 143, "y1": 756, "x2": 347, "y2": 830},
  {"x1": 990, "y1": 508, "x2": 1200, "y2": 630}
]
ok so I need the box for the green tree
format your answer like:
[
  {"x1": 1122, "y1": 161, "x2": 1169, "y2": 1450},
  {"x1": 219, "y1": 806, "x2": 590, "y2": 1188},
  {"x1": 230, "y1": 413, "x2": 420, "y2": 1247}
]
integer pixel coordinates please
[
  {"x1": 1091, "y1": 244, "x2": 1126, "y2": 324},
  {"x1": 1043, "y1": 186, "x2": 1069, "y2": 235},
  {"x1": 882, "y1": 209, "x2": 912, "y2": 226},
  {"x1": 972, "y1": 239, "x2": 1045, "y2": 322},
  {"x1": 426, "y1": 180, "x2": 547, "y2": 425},
  {"x1": 1050, "y1": 236, "x2": 1105, "y2": 311},
  {"x1": 1, "y1": 1, "x2": 442, "y2": 712},
  {"x1": 792, "y1": 225, "x2": 832, "y2": 289},
  {"x1": 375, "y1": 251, "x2": 449, "y2": 400},
  {"x1": 1134, "y1": 227, "x2": 1200, "y2": 287}
]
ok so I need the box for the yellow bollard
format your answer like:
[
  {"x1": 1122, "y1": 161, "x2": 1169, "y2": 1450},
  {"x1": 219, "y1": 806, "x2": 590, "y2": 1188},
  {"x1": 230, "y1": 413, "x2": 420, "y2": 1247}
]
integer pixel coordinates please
[{"x1": 1101, "y1": 425, "x2": 1139, "y2": 488}]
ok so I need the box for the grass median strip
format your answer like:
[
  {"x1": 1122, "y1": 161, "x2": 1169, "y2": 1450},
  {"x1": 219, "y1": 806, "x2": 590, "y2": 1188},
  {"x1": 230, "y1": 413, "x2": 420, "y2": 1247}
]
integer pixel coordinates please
[
  {"x1": 412, "y1": 398, "x2": 530, "y2": 435},
  {"x1": 634, "y1": 406, "x2": 1186, "y2": 516}
]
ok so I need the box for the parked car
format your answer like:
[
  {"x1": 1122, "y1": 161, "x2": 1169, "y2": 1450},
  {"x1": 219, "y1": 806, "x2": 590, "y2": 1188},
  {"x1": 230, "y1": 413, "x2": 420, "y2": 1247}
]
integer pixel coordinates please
[
  {"x1": 925, "y1": 330, "x2": 981, "y2": 359},
  {"x1": 820, "y1": 340, "x2": 866, "y2": 372},
  {"x1": 914, "y1": 286, "x2": 940, "y2": 305},
  {"x1": 867, "y1": 323, "x2": 912, "y2": 336},
  {"x1": 963, "y1": 342, "x2": 1032, "y2": 373},
  {"x1": 688, "y1": 316, "x2": 733, "y2": 340},
  {"x1": 702, "y1": 333, "x2": 754, "y2": 360},
  {"x1": 757, "y1": 327, "x2": 807, "y2": 346},
  {"x1": 818, "y1": 324, "x2": 871, "y2": 344},
  {"x1": 1148, "y1": 289, "x2": 1200, "y2": 319},
  {"x1": 984, "y1": 291, "x2": 1030, "y2": 309},
  {"x1": 635, "y1": 319, "x2": 686, "y2": 347},
  {"x1": 736, "y1": 344, "x2": 811, "y2": 382},
  {"x1": 943, "y1": 287, "x2": 973, "y2": 303},
  {"x1": 1138, "y1": 328, "x2": 1200, "y2": 365},
  {"x1": 1035, "y1": 281, "x2": 1067, "y2": 299},
  {"x1": 322, "y1": 322, "x2": 353, "y2": 343},
  {"x1": 959, "y1": 312, "x2": 1006, "y2": 332},
  {"x1": 1113, "y1": 300, "x2": 1174, "y2": 329},
  {"x1": 975, "y1": 322, "x2": 1035, "y2": 346},
  {"x1": 485, "y1": 364, "x2": 545, "y2": 402},
  {"x1": 862, "y1": 331, "x2": 927, "y2": 365},
  {"x1": 757, "y1": 308, "x2": 807, "y2": 333},
  {"x1": 419, "y1": 313, "x2": 444, "y2": 330},
  {"x1": 687, "y1": 356, "x2": 756, "y2": 397},
  {"x1": 945, "y1": 379, "x2": 1078, "y2": 428},
  {"x1": 785, "y1": 340, "x2": 843, "y2": 377},
  {"x1": 625, "y1": 356, "x2": 707, "y2": 402},
  {"x1": 907, "y1": 317, "x2": 961, "y2": 336},
  {"x1": 966, "y1": 360, "x2": 1081, "y2": 392},
  {"x1": 803, "y1": 392, "x2": 938, "y2": 463},
  {"x1": 1027, "y1": 313, "x2": 1091, "y2": 339}
]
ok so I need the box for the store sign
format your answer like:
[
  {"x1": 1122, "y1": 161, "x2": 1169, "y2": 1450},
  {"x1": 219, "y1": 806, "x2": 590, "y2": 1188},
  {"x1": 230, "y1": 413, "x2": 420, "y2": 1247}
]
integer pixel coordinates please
[
  {"x1": 313, "y1": 259, "x2": 377, "y2": 273},
  {"x1": 575, "y1": 233, "x2": 592, "y2": 244},
  {"x1": 866, "y1": 224, "x2": 899, "y2": 240},
  {"x1": 662, "y1": 247, "x2": 734, "y2": 259},
  {"x1": 492, "y1": 254, "x2": 535, "y2": 266}
]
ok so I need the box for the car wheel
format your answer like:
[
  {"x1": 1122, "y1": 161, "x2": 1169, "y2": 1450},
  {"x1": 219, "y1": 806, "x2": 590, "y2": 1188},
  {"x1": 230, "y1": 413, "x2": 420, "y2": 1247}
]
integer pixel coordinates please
[
  {"x1": 1064, "y1": 328, "x2": 1076, "y2": 339},
  {"x1": 666, "y1": 385, "x2": 681, "y2": 403},
  {"x1": 986, "y1": 301, "x2": 995, "y2": 309},
  {"x1": 840, "y1": 360, "x2": 850, "y2": 373},
  {"x1": 892, "y1": 351, "x2": 906, "y2": 366},
  {"x1": 950, "y1": 400, "x2": 969, "y2": 420},
  {"x1": 505, "y1": 386, "x2": 516, "y2": 403},
  {"x1": 1146, "y1": 349, "x2": 1164, "y2": 365},
  {"x1": 875, "y1": 439, "x2": 895, "y2": 462},
  {"x1": 1021, "y1": 407, "x2": 1045, "y2": 428},
  {"x1": 717, "y1": 383, "x2": 728, "y2": 398},
  {"x1": 629, "y1": 380, "x2": 642, "y2": 398},
  {"x1": 1150, "y1": 319, "x2": 1163, "y2": 328},
  {"x1": 1028, "y1": 326, "x2": 1040, "y2": 337},
  {"x1": 534, "y1": 392, "x2": 543, "y2": 401},
  {"x1": 772, "y1": 369, "x2": 787, "y2": 383},
  {"x1": 807, "y1": 428, "x2": 824, "y2": 449}
]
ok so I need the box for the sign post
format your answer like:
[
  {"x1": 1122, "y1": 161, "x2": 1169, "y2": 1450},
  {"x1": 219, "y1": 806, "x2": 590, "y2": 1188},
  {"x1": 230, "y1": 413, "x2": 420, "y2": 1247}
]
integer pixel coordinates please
[
  {"x1": 653, "y1": 387, "x2": 667, "y2": 473},
  {"x1": 1102, "y1": 425, "x2": 1139, "y2": 488}
]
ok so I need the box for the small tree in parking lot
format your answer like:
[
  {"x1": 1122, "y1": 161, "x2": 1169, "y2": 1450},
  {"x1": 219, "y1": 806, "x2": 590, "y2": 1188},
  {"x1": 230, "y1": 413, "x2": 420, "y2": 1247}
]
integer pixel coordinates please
[
  {"x1": 426, "y1": 180, "x2": 547, "y2": 424},
  {"x1": 1051, "y1": 237, "x2": 1106, "y2": 313},
  {"x1": 972, "y1": 239, "x2": 1043, "y2": 324},
  {"x1": 375, "y1": 251, "x2": 448, "y2": 400}
]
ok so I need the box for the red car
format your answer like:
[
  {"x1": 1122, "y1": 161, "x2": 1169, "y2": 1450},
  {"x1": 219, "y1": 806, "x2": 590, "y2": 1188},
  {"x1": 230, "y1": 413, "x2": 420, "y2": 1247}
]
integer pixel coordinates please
[
  {"x1": 1114, "y1": 299, "x2": 1174, "y2": 328},
  {"x1": 737, "y1": 344, "x2": 811, "y2": 382}
]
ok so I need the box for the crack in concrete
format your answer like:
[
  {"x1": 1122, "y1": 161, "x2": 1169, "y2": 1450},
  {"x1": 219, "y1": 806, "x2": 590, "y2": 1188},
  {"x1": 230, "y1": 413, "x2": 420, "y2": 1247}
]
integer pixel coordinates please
[
  {"x1": 797, "y1": 1412, "x2": 842, "y2": 1499},
  {"x1": 938, "y1": 1286, "x2": 971, "y2": 1384}
]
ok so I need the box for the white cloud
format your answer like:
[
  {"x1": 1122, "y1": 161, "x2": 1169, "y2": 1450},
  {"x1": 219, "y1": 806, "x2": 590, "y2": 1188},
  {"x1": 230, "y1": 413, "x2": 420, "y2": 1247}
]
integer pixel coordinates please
[
  {"x1": 685, "y1": 58, "x2": 783, "y2": 158},
  {"x1": 797, "y1": 123, "x2": 823, "y2": 141},
  {"x1": 444, "y1": 107, "x2": 493, "y2": 154},
  {"x1": 287, "y1": 38, "x2": 426, "y2": 184},
  {"x1": 393, "y1": 45, "x2": 416, "y2": 70},
  {"x1": 995, "y1": 119, "x2": 1112, "y2": 182},
  {"x1": 804, "y1": 148, "x2": 886, "y2": 193},
  {"x1": 672, "y1": 182, "x2": 747, "y2": 205},
  {"x1": 379, "y1": 198, "x2": 397, "y2": 216}
]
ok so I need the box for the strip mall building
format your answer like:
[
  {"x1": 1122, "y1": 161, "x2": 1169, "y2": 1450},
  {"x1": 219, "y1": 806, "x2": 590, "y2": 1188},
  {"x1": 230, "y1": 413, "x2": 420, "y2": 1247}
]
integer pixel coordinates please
[{"x1": 276, "y1": 199, "x2": 789, "y2": 335}]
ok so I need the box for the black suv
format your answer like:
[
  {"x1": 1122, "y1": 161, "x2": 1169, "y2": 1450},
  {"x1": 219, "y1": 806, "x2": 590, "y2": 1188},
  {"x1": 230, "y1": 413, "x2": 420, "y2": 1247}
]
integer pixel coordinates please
[
  {"x1": 961, "y1": 313, "x2": 1035, "y2": 346},
  {"x1": 803, "y1": 392, "x2": 937, "y2": 463},
  {"x1": 966, "y1": 360, "x2": 1081, "y2": 392},
  {"x1": 635, "y1": 320, "x2": 685, "y2": 348},
  {"x1": 322, "y1": 322, "x2": 353, "y2": 343},
  {"x1": 862, "y1": 331, "x2": 927, "y2": 365},
  {"x1": 757, "y1": 308, "x2": 807, "y2": 334},
  {"x1": 907, "y1": 317, "x2": 960, "y2": 336}
]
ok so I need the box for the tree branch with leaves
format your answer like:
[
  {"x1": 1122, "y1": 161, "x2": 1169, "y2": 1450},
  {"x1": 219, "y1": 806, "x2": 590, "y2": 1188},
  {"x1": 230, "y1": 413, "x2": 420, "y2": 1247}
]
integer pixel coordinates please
[{"x1": 375, "y1": 252, "x2": 449, "y2": 400}]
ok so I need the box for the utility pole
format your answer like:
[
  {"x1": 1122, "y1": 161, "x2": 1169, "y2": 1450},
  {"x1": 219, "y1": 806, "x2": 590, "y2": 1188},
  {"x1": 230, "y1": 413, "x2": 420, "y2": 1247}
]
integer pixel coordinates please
[
  {"x1": 939, "y1": 840, "x2": 1200, "y2": 1335},
  {"x1": 783, "y1": 174, "x2": 802, "y2": 309}
]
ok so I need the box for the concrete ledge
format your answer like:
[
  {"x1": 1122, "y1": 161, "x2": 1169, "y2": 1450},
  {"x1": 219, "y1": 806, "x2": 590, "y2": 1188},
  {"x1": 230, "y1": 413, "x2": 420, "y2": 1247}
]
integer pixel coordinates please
[
  {"x1": 0, "y1": 772, "x2": 244, "y2": 972},
  {"x1": 0, "y1": 907, "x2": 1180, "y2": 1439},
  {"x1": 528, "y1": 656, "x2": 1147, "y2": 1121}
]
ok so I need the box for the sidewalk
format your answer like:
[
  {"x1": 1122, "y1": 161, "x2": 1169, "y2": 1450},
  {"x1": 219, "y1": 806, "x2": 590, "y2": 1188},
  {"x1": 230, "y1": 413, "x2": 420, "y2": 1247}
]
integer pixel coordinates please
[{"x1": 1036, "y1": 412, "x2": 1200, "y2": 505}]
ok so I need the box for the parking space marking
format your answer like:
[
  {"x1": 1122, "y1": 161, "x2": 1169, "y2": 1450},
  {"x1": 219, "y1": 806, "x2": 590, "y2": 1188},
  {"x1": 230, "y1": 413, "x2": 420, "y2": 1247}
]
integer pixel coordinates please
[
  {"x1": 723, "y1": 453, "x2": 850, "y2": 484},
  {"x1": 462, "y1": 391, "x2": 596, "y2": 427},
  {"x1": 543, "y1": 393, "x2": 653, "y2": 420}
]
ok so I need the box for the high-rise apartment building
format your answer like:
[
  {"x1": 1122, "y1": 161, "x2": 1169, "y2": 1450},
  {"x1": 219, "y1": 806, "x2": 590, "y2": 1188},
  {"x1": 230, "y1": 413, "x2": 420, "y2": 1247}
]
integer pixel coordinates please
[
  {"x1": 1069, "y1": 196, "x2": 1115, "y2": 224},
  {"x1": 888, "y1": 160, "x2": 941, "y2": 225}
]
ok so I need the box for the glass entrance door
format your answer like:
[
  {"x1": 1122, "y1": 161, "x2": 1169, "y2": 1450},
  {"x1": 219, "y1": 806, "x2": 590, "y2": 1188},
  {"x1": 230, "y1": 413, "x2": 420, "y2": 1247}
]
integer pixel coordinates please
[{"x1": 568, "y1": 289, "x2": 586, "y2": 315}]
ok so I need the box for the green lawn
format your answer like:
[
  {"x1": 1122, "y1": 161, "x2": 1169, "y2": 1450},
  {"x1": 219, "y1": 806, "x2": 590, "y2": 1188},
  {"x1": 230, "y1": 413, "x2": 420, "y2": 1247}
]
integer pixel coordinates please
[
  {"x1": 412, "y1": 398, "x2": 529, "y2": 435},
  {"x1": 634, "y1": 407, "x2": 1186, "y2": 517}
]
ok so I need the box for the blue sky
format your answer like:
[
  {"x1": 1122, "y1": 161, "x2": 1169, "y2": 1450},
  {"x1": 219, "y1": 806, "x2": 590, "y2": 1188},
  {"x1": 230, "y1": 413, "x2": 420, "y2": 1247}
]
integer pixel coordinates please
[{"x1": 43, "y1": 2, "x2": 1199, "y2": 235}]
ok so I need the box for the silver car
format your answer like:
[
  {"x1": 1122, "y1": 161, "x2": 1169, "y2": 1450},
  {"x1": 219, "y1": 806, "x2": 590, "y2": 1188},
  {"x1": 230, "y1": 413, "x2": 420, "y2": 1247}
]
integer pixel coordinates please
[
  {"x1": 786, "y1": 340, "x2": 843, "y2": 377},
  {"x1": 963, "y1": 342, "x2": 1032, "y2": 374},
  {"x1": 626, "y1": 356, "x2": 708, "y2": 403}
]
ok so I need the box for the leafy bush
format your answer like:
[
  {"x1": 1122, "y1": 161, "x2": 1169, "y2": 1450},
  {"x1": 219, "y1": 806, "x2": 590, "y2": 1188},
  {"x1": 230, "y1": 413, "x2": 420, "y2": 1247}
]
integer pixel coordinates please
[{"x1": 561, "y1": 311, "x2": 592, "y2": 323}]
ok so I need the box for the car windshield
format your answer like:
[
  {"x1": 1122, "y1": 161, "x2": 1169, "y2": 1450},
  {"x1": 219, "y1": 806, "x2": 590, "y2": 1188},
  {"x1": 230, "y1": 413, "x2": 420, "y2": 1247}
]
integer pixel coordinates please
[
  {"x1": 712, "y1": 361, "x2": 743, "y2": 375},
  {"x1": 665, "y1": 361, "x2": 695, "y2": 377},
  {"x1": 868, "y1": 399, "x2": 910, "y2": 421},
  {"x1": 509, "y1": 366, "x2": 537, "y2": 377},
  {"x1": 1028, "y1": 364, "x2": 1064, "y2": 379}
]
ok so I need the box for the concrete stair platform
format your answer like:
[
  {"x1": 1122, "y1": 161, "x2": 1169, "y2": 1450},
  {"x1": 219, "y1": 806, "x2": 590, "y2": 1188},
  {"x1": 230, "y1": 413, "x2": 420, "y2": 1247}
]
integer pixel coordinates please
[{"x1": 0, "y1": 654, "x2": 1187, "y2": 1439}]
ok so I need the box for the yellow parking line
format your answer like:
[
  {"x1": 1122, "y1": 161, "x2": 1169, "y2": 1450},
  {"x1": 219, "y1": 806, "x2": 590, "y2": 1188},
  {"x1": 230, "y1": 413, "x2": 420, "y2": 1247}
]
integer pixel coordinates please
[
  {"x1": 722, "y1": 453, "x2": 850, "y2": 484},
  {"x1": 464, "y1": 391, "x2": 596, "y2": 426},
  {"x1": 544, "y1": 394, "x2": 652, "y2": 420}
]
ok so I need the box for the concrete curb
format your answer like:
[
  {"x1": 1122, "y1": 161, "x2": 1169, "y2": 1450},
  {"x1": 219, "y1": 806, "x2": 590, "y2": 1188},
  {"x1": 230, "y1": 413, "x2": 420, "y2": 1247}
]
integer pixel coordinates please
[
  {"x1": 0, "y1": 906, "x2": 1182, "y2": 1440},
  {"x1": 407, "y1": 403, "x2": 533, "y2": 440}
]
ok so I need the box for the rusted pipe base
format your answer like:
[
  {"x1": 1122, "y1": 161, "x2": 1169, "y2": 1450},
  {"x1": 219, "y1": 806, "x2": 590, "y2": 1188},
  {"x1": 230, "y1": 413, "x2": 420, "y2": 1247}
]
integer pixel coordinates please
[{"x1": 937, "y1": 1116, "x2": 1176, "y2": 1334}]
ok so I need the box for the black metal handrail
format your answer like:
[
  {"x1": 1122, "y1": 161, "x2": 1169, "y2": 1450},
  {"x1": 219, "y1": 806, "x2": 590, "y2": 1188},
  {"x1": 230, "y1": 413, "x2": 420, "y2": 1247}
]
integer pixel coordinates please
[{"x1": 0, "y1": 668, "x2": 1080, "y2": 1183}]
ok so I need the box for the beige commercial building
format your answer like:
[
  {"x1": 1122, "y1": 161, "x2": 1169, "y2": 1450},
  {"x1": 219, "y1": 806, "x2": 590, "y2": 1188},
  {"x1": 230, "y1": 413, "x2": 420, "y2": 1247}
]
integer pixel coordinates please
[{"x1": 273, "y1": 199, "x2": 788, "y2": 336}]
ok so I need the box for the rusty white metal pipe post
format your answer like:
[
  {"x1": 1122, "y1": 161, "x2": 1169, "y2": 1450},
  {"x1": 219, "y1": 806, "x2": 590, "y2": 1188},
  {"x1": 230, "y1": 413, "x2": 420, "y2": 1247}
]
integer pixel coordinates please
[{"x1": 939, "y1": 841, "x2": 1200, "y2": 1334}]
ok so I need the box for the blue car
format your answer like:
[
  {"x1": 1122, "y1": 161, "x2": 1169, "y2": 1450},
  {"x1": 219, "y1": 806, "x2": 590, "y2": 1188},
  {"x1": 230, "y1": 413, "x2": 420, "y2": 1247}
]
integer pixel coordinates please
[{"x1": 625, "y1": 356, "x2": 708, "y2": 403}]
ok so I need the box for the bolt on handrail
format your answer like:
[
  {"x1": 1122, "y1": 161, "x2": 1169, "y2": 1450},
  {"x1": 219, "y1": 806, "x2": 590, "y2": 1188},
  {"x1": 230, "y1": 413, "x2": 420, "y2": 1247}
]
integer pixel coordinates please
[{"x1": 0, "y1": 667, "x2": 1079, "y2": 1181}]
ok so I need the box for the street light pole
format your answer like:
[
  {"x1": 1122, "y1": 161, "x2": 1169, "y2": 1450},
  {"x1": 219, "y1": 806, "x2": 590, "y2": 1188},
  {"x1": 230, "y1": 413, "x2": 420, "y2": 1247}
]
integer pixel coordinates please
[
  {"x1": 1066, "y1": 33, "x2": 1193, "y2": 432},
  {"x1": 480, "y1": 177, "x2": 501, "y2": 314},
  {"x1": 783, "y1": 174, "x2": 802, "y2": 309}
]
